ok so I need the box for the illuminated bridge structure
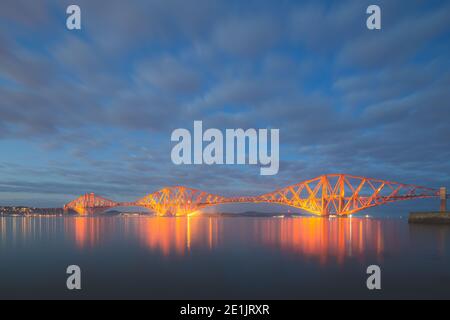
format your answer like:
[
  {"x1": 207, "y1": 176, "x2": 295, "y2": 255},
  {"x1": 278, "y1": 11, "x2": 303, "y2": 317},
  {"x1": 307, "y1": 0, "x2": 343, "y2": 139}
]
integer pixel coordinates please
[{"x1": 64, "y1": 174, "x2": 441, "y2": 216}]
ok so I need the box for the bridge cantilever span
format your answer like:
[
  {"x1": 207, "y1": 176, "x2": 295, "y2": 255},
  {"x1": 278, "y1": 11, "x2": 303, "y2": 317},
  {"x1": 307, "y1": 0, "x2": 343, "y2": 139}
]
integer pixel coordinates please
[{"x1": 64, "y1": 174, "x2": 441, "y2": 216}]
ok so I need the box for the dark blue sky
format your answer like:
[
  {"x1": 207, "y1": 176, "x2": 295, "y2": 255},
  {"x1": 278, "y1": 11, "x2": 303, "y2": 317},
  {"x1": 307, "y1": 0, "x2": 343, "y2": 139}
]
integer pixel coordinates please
[{"x1": 0, "y1": 0, "x2": 449, "y2": 209}]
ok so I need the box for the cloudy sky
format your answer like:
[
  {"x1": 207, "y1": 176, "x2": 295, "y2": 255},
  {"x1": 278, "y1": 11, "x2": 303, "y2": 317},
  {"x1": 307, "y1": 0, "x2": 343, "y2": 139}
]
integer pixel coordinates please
[{"x1": 0, "y1": 0, "x2": 449, "y2": 210}]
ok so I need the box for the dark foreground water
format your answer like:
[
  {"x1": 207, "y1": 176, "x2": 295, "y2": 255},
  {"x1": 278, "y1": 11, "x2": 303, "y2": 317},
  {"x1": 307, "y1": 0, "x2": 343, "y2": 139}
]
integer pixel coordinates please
[{"x1": 0, "y1": 215, "x2": 449, "y2": 299}]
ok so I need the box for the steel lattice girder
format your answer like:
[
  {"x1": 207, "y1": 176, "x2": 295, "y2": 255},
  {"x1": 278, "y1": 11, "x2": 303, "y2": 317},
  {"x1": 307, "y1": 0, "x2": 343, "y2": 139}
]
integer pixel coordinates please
[{"x1": 64, "y1": 174, "x2": 439, "y2": 216}]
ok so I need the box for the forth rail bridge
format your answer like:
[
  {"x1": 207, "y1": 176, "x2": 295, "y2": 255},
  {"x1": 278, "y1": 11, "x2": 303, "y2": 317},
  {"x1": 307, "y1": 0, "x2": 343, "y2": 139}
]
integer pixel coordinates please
[{"x1": 64, "y1": 174, "x2": 448, "y2": 216}]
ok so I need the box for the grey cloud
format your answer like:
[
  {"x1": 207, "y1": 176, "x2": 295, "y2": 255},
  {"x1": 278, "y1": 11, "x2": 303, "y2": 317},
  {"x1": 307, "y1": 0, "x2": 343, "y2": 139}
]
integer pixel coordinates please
[
  {"x1": 57, "y1": 0, "x2": 220, "y2": 52},
  {"x1": 53, "y1": 36, "x2": 105, "y2": 76},
  {"x1": 289, "y1": 0, "x2": 431, "y2": 56},
  {"x1": 107, "y1": 91, "x2": 182, "y2": 131},
  {"x1": 134, "y1": 55, "x2": 202, "y2": 94},
  {"x1": 213, "y1": 15, "x2": 282, "y2": 57},
  {"x1": 189, "y1": 78, "x2": 277, "y2": 114},
  {"x1": 290, "y1": 1, "x2": 364, "y2": 53},
  {"x1": 337, "y1": 3, "x2": 450, "y2": 68},
  {"x1": 333, "y1": 60, "x2": 443, "y2": 107},
  {"x1": 0, "y1": 0, "x2": 51, "y2": 27},
  {"x1": 360, "y1": 74, "x2": 450, "y2": 127},
  {"x1": 0, "y1": 41, "x2": 57, "y2": 88}
]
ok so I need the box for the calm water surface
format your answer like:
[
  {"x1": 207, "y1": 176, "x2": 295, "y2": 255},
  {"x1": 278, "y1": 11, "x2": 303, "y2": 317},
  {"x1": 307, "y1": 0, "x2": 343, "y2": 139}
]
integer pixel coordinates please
[{"x1": 1, "y1": 216, "x2": 449, "y2": 299}]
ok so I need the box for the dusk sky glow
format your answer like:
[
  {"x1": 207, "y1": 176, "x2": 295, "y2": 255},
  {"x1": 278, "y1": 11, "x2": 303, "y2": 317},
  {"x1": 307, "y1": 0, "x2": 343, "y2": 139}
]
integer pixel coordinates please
[{"x1": 0, "y1": 0, "x2": 449, "y2": 210}]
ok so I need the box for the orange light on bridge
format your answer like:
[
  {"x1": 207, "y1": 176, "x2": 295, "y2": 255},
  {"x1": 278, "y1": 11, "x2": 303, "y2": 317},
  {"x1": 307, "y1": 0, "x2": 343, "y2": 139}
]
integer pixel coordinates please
[{"x1": 64, "y1": 174, "x2": 439, "y2": 216}]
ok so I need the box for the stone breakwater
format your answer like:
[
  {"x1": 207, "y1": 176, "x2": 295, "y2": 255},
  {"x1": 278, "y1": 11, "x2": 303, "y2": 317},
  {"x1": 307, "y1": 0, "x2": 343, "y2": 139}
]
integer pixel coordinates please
[{"x1": 409, "y1": 212, "x2": 450, "y2": 224}]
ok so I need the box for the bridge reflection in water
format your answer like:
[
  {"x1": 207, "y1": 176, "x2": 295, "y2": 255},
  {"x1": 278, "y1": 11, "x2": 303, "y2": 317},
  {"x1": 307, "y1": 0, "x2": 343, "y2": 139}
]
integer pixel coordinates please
[{"x1": 59, "y1": 216, "x2": 392, "y2": 263}]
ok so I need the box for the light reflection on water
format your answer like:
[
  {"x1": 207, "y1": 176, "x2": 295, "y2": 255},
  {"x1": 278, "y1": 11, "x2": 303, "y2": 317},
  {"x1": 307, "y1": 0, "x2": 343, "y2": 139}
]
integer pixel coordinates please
[
  {"x1": 3, "y1": 216, "x2": 390, "y2": 260},
  {"x1": 0, "y1": 215, "x2": 449, "y2": 299}
]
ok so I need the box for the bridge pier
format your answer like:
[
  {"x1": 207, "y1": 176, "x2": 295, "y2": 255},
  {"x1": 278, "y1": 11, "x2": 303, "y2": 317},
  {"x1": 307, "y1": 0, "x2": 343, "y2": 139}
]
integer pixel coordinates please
[{"x1": 409, "y1": 187, "x2": 450, "y2": 224}]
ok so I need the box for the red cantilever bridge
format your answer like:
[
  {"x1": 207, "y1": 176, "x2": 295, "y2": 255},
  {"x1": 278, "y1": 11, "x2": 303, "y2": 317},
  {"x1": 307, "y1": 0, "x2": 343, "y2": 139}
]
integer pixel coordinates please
[{"x1": 64, "y1": 174, "x2": 441, "y2": 216}]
